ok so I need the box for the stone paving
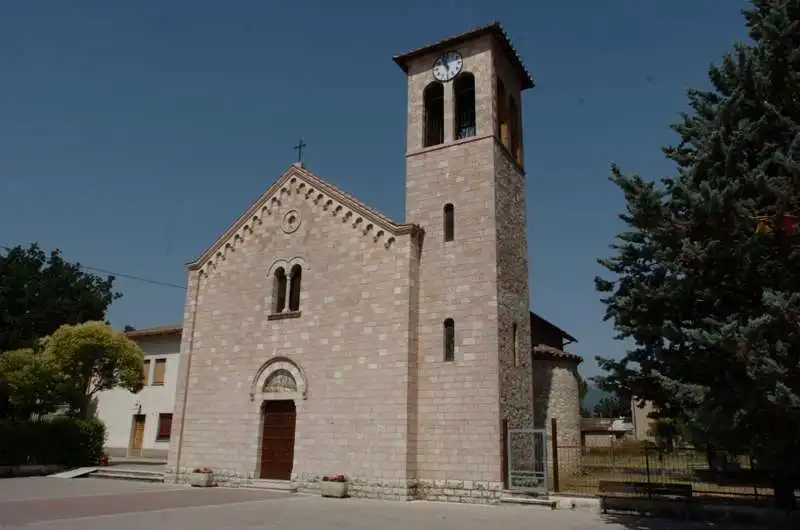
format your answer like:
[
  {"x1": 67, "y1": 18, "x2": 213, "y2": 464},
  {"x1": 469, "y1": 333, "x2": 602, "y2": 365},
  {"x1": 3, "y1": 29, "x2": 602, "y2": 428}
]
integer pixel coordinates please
[{"x1": 0, "y1": 477, "x2": 781, "y2": 529}]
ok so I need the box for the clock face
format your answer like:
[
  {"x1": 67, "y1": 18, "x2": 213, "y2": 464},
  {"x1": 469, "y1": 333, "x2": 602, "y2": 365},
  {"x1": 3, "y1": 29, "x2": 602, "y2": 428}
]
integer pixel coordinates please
[{"x1": 432, "y1": 51, "x2": 463, "y2": 82}]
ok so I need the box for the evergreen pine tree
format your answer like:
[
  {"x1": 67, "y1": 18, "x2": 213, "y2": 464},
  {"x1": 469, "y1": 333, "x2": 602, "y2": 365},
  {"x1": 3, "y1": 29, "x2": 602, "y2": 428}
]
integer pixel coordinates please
[{"x1": 595, "y1": 0, "x2": 800, "y2": 508}]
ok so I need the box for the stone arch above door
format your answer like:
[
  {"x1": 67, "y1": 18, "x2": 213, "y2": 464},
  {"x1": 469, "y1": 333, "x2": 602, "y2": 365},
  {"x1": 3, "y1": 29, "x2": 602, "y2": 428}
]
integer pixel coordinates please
[{"x1": 250, "y1": 356, "x2": 308, "y2": 402}]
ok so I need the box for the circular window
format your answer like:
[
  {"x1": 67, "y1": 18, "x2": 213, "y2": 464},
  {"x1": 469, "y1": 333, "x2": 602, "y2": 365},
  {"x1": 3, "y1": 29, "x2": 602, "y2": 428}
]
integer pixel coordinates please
[{"x1": 281, "y1": 209, "x2": 302, "y2": 234}]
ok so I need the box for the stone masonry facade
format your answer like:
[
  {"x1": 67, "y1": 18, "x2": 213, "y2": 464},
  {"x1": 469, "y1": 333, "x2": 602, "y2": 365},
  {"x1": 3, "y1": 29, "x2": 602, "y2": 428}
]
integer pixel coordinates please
[{"x1": 164, "y1": 24, "x2": 564, "y2": 504}]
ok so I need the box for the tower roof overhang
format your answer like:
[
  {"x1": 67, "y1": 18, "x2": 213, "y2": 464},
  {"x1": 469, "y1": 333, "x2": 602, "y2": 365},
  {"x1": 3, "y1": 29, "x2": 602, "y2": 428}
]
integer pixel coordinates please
[{"x1": 392, "y1": 22, "x2": 535, "y2": 90}]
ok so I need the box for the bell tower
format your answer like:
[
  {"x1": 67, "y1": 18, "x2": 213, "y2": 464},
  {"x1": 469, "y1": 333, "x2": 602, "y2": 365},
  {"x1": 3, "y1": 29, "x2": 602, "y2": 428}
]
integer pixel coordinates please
[{"x1": 394, "y1": 23, "x2": 536, "y2": 490}]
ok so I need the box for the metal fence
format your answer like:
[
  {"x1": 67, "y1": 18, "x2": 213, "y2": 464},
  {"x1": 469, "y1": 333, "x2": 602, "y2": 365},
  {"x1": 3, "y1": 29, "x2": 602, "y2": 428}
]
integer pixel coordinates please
[
  {"x1": 507, "y1": 428, "x2": 547, "y2": 492},
  {"x1": 550, "y1": 437, "x2": 797, "y2": 507}
]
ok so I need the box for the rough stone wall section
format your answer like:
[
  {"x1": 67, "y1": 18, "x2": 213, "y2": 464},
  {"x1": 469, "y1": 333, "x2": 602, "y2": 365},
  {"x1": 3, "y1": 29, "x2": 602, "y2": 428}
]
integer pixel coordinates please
[
  {"x1": 404, "y1": 35, "x2": 504, "y2": 489},
  {"x1": 166, "y1": 168, "x2": 417, "y2": 490},
  {"x1": 531, "y1": 355, "x2": 582, "y2": 480},
  {"x1": 493, "y1": 142, "x2": 534, "y2": 432}
]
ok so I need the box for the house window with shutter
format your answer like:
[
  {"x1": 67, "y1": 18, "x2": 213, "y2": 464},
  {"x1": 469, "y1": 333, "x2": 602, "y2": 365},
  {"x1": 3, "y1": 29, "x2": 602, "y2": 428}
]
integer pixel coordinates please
[
  {"x1": 153, "y1": 359, "x2": 166, "y2": 386},
  {"x1": 142, "y1": 359, "x2": 151, "y2": 386},
  {"x1": 156, "y1": 413, "x2": 173, "y2": 441}
]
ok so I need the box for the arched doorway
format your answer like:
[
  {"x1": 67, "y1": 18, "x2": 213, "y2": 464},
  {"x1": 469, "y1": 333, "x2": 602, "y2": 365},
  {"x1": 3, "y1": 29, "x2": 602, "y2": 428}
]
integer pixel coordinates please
[{"x1": 259, "y1": 368, "x2": 298, "y2": 480}]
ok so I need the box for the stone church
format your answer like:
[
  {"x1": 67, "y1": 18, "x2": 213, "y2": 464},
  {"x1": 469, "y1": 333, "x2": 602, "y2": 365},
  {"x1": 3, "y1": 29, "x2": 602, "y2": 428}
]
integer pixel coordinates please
[{"x1": 165, "y1": 23, "x2": 582, "y2": 502}]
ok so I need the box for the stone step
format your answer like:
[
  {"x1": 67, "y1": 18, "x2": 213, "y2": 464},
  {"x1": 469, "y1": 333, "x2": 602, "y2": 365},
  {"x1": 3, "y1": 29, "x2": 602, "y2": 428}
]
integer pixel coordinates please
[
  {"x1": 242, "y1": 479, "x2": 297, "y2": 493},
  {"x1": 500, "y1": 490, "x2": 557, "y2": 509},
  {"x1": 90, "y1": 468, "x2": 165, "y2": 483}
]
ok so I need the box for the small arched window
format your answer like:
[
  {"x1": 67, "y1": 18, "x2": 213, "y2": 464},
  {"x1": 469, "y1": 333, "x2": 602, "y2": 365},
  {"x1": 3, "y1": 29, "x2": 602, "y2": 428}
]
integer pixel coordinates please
[
  {"x1": 443, "y1": 203, "x2": 455, "y2": 242},
  {"x1": 423, "y1": 82, "x2": 444, "y2": 147},
  {"x1": 273, "y1": 267, "x2": 287, "y2": 313},
  {"x1": 288, "y1": 264, "x2": 302, "y2": 312},
  {"x1": 508, "y1": 96, "x2": 521, "y2": 165},
  {"x1": 443, "y1": 318, "x2": 455, "y2": 362},
  {"x1": 454, "y1": 73, "x2": 476, "y2": 139},
  {"x1": 496, "y1": 77, "x2": 509, "y2": 149}
]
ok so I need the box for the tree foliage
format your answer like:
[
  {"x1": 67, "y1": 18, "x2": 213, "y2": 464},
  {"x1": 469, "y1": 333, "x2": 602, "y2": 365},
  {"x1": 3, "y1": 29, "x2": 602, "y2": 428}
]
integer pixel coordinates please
[
  {"x1": 592, "y1": 395, "x2": 629, "y2": 419},
  {"x1": 0, "y1": 244, "x2": 121, "y2": 418},
  {"x1": 0, "y1": 348, "x2": 61, "y2": 420},
  {"x1": 575, "y1": 372, "x2": 590, "y2": 417},
  {"x1": 43, "y1": 321, "x2": 145, "y2": 418},
  {"x1": 595, "y1": 0, "x2": 800, "y2": 507}
]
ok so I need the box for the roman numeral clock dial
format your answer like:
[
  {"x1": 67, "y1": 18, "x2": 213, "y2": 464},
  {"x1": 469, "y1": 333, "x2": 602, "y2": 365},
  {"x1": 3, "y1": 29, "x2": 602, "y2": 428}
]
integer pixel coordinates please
[{"x1": 432, "y1": 51, "x2": 463, "y2": 82}]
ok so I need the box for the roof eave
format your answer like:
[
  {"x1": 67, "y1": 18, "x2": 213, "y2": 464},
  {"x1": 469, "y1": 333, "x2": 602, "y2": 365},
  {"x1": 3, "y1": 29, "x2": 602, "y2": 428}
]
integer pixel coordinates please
[
  {"x1": 392, "y1": 22, "x2": 535, "y2": 91},
  {"x1": 530, "y1": 311, "x2": 578, "y2": 343}
]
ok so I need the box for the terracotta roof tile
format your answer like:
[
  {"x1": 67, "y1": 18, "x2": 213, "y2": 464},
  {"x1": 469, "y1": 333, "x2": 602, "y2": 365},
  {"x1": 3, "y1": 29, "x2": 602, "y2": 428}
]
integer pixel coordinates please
[
  {"x1": 125, "y1": 324, "x2": 182, "y2": 339},
  {"x1": 532, "y1": 344, "x2": 583, "y2": 364}
]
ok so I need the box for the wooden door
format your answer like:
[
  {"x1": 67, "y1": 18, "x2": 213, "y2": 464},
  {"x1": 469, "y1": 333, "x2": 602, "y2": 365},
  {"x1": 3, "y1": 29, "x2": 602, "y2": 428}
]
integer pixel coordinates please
[
  {"x1": 259, "y1": 400, "x2": 296, "y2": 480},
  {"x1": 130, "y1": 414, "x2": 146, "y2": 456}
]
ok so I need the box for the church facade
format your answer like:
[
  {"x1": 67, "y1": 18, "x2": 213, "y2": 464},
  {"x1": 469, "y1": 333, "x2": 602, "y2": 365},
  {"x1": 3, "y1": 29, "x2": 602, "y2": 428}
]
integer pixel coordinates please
[{"x1": 165, "y1": 23, "x2": 572, "y2": 502}]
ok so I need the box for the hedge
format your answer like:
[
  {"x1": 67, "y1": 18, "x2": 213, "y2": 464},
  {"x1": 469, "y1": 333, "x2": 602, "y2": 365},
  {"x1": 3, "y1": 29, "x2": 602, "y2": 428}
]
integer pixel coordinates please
[{"x1": 0, "y1": 416, "x2": 106, "y2": 467}]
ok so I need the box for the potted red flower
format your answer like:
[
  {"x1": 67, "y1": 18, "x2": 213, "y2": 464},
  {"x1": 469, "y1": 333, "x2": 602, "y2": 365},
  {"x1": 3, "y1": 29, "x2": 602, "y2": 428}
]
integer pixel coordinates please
[
  {"x1": 320, "y1": 474, "x2": 348, "y2": 498},
  {"x1": 189, "y1": 467, "x2": 214, "y2": 487}
]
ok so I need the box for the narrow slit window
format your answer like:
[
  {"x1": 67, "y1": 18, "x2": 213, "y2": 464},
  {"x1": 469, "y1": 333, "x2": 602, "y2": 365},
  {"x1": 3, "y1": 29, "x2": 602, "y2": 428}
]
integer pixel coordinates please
[
  {"x1": 273, "y1": 267, "x2": 287, "y2": 313},
  {"x1": 288, "y1": 264, "x2": 302, "y2": 312},
  {"x1": 508, "y1": 96, "x2": 521, "y2": 163},
  {"x1": 443, "y1": 203, "x2": 455, "y2": 242},
  {"x1": 454, "y1": 73, "x2": 476, "y2": 139},
  {"x1": 496, "y1": 77, "x2": 509, "y2": 149},
  {"x1": 423, "y1": 82, "x2": 444, "y2": 147},
  {"x1": 512, "y1": 322, "x2": 519, "y2": 366},
  {"x1": 444, "y1": 318, "x2": 455, "y2": 362}
]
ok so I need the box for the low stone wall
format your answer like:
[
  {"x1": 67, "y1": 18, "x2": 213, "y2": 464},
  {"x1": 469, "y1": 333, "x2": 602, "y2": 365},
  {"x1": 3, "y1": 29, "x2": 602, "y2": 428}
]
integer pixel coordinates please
[
  {"x1": 416, "y1": 479, "x2": 505, "y2": 504},
  {"x1": 165, "y1": 467, "x2": 503, "y2": 504},
  {"x1": 293, "y1": 473, "x2": 417, "y2": 501}
]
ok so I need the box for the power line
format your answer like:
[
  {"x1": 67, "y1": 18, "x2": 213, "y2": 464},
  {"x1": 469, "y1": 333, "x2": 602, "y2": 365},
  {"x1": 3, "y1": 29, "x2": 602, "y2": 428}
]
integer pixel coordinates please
[
  {"x1": 1, "y1": 245, "x2": 187, "y2": 290},
  {"x1": 81, "y1": 265, "x2": 187, "y2": 290}
]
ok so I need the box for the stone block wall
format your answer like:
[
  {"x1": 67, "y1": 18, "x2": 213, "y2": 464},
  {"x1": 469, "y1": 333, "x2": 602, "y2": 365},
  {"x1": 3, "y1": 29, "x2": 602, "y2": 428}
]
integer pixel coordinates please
[
  {"x1": 166, "y1": 167, "x2": 419, "y2": 495},
  {"x1": 404, "y1": 36, "x2": 508, "y2": 494}
]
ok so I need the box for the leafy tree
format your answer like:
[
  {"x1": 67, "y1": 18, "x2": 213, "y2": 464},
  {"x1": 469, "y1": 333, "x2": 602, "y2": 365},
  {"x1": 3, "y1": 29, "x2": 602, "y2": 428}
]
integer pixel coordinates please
[
  {"x1": 648, "y1": 418, "x2": 680, "y2": 453},
  {"x1": 0, "y1": 348, "x2": 61, "y2": 420},
  {"x1": 593, "y1": 395, "x2": 629, "y2": 418},
  {"x1": 0, "y1": 244, "x2": 120, "y2": 418},
  {"x1": 575, "y1": 372, "x2": 591, "y2": 417},
  {"x1": 43, "y1": 321, "x2": 145, "y2": 418},
  {"x1": 595, "y1": 0, "x2": 800, "y2": 508},
  {"x1": 123, "y1": 325, "x2": 136, "y2": 332}
]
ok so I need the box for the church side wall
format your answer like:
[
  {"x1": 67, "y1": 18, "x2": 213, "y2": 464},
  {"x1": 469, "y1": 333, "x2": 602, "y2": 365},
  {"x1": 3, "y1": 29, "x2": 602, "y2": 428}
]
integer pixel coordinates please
[
  {"x1": 166, "y1": 178, "x2": 416, "y2": 499},
  {"x1": 166, "y1": 269, "x2": 201, "y2": 474}
]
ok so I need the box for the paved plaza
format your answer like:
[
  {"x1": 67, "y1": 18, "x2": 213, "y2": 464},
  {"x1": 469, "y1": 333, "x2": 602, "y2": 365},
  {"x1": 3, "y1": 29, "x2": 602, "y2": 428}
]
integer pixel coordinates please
[{"x1": 0, "y1": 477, "x2": 780, "y2": 529}]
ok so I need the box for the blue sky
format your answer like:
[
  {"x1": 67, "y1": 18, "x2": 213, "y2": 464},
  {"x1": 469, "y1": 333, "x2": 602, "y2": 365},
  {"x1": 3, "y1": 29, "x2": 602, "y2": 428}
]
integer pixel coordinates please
[{"x1": 1, "y1": 1, "x2": 749, "y2": 377}]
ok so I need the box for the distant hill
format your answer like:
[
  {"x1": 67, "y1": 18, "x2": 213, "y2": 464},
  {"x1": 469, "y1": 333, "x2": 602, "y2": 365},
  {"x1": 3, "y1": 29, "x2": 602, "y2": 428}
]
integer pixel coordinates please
[{"x1": 583, "y1": 384, "x2": 611, "y2": 411}]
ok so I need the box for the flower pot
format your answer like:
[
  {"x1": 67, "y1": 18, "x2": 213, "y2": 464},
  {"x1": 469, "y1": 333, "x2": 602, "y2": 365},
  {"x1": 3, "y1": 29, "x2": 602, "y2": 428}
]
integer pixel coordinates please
[
  {"x1": 189, "y1": 471, "x2": 214, "y2": 487},
  {"x1": 320, "y1": 480, "x2": 348, "y2": 498}
]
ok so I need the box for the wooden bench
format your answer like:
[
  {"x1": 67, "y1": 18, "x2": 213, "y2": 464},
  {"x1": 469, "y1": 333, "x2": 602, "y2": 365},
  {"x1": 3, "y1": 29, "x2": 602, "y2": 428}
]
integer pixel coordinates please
[{"x1": 598, "y1": 480, "x2": 693, "y2": 518}]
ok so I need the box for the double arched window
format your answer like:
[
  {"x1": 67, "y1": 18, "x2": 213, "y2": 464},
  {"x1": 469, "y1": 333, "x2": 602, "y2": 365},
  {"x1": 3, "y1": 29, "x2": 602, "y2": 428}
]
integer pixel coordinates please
[
  {"x1": 272, "y1": 264, "x2": 303, "y2": 313},
  {"x1": 423, "y1": 72, "x2": 477, "y2": 147}
]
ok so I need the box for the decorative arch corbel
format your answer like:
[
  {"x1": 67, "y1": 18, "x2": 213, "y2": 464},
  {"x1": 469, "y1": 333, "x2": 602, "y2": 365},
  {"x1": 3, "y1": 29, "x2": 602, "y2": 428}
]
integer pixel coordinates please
[{"x1": 249, "y1": 355, "x2": 308, "y2": 402}]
